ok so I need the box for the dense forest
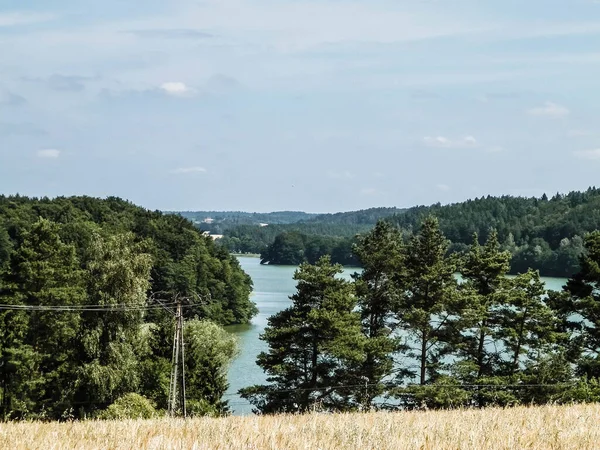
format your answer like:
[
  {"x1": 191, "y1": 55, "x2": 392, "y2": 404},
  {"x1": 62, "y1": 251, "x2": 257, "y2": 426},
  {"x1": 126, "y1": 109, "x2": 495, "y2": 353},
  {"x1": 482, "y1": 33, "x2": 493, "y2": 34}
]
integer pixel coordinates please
[
  {"x1": 176, "y1": 211, "x2": 320, "y2": 233},
  {"x1": 241, "y1": 219, "x2": 600, "y2": 414},
  {"x1": 177, "y1": 207, "x2": 404, "y2": 255},
  {"x1": 0, "y1": 195, "x2": 257, "y2": 420},
  {"x1": 213, "y1": 188, "x2": 600, "y2": 277}
]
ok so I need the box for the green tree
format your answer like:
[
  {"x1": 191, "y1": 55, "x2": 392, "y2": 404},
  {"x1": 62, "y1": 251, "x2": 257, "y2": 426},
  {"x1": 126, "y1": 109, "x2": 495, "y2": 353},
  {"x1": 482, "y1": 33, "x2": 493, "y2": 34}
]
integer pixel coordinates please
[
  {"x1": 240, "y1": 256, "x2": 365, "y2": 413},
  {"x1": 73, "y1": 232, "x2": 153, "y2": 416},
  {"x1": 456, "y1": 231, "x2": 512, "y2": 381},
  {"x1": 260, "y1": 232, "x2": 305, "y2": 265},
  {"x1": 0, "y1": 224, "x2": 11, "y2": 270},
  {"x1": 563, "y1": 231, "x2": 600, "y2": 378},
  {"x1": 396, "y1": 217, "x2": 459, "y2": 385},
  {"x1": 184, "y1": 320, "x2": 238, "y2": 416},
  {"x1": 352, "y1": 220, "x2": 404, "y2": 405},
  {"x1": 497, "y1": 270, "x2": 560, "y2": 377},
  {"x1": 0, "y1": 219, "x2": 86, "y2": 419}
]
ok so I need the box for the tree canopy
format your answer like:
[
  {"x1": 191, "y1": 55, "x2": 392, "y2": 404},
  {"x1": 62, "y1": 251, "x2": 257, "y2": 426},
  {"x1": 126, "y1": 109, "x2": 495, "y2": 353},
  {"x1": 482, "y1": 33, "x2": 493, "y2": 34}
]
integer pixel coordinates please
[
  {"x1": 211, "y1": 187, "x2": 600, "y2": 278},
  {"x1": 0, "y1": 195, "x2": 255, "y2": 420}
]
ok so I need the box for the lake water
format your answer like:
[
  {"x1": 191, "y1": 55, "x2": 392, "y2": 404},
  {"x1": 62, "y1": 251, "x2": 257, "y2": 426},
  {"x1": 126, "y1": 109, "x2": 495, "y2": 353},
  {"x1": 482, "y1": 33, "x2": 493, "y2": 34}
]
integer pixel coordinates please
[{"x1": 224, "y1": 256, "x2": 568, "y2": 415}]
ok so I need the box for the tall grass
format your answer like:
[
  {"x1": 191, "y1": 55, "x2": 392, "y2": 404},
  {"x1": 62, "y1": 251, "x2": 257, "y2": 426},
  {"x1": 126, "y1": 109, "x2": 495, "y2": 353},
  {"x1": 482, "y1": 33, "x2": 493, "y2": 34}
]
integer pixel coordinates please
[{"x1": 1, "y1": 403, "x2": 598, "y2": 449}]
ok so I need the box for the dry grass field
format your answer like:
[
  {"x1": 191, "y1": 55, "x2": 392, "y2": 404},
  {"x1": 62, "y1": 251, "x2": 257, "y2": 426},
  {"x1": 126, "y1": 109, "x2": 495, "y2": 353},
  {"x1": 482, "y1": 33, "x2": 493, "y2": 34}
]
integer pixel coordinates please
[{"x1": 1, "y1": 403, "x2": 599, "y2": 450}]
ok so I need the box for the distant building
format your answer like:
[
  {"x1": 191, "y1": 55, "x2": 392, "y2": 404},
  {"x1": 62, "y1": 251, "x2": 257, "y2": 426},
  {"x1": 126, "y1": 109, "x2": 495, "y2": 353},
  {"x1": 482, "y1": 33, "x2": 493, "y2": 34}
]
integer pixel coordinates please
[
  {"x1": 259, "y1": 223, "x2": 269, "y2": 227},
  {"x1": 202, "y1": 218, "x2": 215, "y2": 224}
]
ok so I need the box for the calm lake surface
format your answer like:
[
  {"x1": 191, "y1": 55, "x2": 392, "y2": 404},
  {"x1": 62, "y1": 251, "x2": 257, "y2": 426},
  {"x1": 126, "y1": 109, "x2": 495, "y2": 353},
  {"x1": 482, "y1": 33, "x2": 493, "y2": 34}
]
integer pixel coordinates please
[{"x1": 225, "y1": 256, "x2": 568, "y2": 415}]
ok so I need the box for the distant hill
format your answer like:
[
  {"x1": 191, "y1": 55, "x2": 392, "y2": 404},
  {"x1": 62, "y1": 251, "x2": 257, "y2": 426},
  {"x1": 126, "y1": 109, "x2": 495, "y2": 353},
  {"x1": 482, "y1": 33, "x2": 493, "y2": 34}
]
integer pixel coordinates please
[
  {"x1": 173, "y1": 211, "x2": 319, "y2": 231},
  {"x1": 307, "y1": 207, "x2": 406, "y2": 225},
  {"x1": 184, "y1": 187, "x2": 600, "y2": 277}
]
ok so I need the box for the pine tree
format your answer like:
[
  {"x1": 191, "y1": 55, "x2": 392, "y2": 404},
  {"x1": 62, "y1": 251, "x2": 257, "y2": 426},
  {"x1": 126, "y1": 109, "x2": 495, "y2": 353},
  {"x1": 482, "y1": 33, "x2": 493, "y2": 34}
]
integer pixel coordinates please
[
  {"x1": 563, "y1": 231, "x2": 600, "y2": 378},
  {"x1": 457, "y1": 231, "x2": 512, "y2": 380},
  {"x1": 497, "y1": 270, "x2": 561, "y2": 378},
  {"x1": 240, "y1": 256, "x2": 365, "y2": 413},
  {"x1": 396, "y1": 217, "x2": 459, "y2": 385},
  {"x1": 352, "y1": 220, "x2": 404, "y2": 405}
]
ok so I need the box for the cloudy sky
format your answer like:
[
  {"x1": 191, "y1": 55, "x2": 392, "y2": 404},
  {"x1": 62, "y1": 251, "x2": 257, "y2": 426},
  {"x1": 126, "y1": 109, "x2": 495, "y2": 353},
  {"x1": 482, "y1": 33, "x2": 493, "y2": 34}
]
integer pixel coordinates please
[{"x1": 1, "y1": 0, "x2": 600, "y2": 212}]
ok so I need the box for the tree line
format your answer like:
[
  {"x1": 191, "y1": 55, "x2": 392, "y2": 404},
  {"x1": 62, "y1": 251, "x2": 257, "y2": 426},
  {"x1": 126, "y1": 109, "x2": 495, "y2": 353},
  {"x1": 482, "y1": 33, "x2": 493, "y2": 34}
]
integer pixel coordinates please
[
  {"x1": 0, "y1": 195, "x2": 257, "y2": 420},
  {"x1": 240, "y1": 218, "x2": 600, "y2": 413},
  {"x1": 225, "y1": 187, "x2": 600, "y2": 277}
]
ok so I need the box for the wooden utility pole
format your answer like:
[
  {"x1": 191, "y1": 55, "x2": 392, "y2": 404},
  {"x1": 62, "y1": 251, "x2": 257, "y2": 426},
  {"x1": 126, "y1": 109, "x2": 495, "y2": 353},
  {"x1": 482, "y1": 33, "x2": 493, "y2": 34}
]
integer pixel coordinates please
[{"x1": 168, "y1": 299, "x2": 187, "y2": 417}]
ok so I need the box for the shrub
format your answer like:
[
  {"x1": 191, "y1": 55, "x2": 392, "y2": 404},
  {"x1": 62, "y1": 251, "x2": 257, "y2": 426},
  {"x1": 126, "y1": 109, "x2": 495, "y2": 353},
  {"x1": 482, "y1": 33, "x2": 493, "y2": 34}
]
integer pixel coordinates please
[{"x1": 99, "y1": 393, "x2": 158, "y2": 420}]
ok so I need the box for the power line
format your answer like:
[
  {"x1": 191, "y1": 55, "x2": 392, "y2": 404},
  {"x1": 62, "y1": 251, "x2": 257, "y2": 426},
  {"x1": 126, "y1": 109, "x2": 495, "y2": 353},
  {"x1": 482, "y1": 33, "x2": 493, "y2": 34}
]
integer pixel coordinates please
[
  {"x1": 0, "y1": 302, "x2": 197, "y2": 312},
  {"x1": 222, "y1": 382, "x2": 578, "y2": 397}
]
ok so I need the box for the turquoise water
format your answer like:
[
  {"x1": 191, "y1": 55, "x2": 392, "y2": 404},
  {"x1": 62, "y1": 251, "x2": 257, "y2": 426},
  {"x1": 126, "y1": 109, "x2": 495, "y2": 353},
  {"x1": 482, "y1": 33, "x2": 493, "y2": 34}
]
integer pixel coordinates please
[{"x1": 224, "y1": 256, "x2": 568, "y2": 415}]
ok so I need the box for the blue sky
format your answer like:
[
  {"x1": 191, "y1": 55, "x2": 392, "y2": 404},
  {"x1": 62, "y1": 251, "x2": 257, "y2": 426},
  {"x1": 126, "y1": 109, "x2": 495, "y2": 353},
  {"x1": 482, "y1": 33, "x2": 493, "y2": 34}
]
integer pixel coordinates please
[{"x1": 1, "y1": 0, "x2": 600, "y2": 212}]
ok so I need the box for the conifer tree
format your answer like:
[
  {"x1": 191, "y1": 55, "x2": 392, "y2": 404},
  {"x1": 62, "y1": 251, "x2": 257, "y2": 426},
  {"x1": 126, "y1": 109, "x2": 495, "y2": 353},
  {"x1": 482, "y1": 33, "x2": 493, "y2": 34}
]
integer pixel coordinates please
[
  {"x1": 240, "y1": 256, "x2": 365, "y2": 413},
  {"x1": 457, "y1": 231, "x2": 512, "y2": 380},
  {"x1": 352, "y1": 220, "x2": 404, "y2": 405},
  {"x1": 396, "y1": 217, "x2": 458, "y2": 385},
  {"x1": 497, "y1": 270, "x2": 561, "y2": 377},
  {"x1": 563, "y1": 231, "x2": 600, "y2": 378}
]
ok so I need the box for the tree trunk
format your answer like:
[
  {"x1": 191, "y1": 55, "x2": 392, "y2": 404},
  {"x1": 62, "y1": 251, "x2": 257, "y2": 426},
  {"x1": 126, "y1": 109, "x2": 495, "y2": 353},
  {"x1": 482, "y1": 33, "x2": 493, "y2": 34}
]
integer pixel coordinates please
[
  {"x1": 420, "y1": 331, "x2": 427, "y2": 385},
  {"x1": 511, "y1": 308, "x2": 528, "y2": 376},
  {"x1": 476, "y1": 320, "x2": 486, "y2": 378}
]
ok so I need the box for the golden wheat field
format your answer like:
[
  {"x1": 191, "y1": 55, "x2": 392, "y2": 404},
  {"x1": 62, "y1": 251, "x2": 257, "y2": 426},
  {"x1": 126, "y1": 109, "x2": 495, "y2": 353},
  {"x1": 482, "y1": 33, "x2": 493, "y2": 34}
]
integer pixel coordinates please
[{"x1": 1, "y1": 404, "x2": 599, "y2": 450}]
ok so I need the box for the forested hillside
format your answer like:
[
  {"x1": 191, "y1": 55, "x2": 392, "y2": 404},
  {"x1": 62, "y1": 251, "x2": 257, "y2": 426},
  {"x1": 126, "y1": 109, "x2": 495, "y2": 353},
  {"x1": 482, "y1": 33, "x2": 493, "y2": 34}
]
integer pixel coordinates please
[
  {"x1": 306, "y1": 207, "x2": 405, "y2": 225},
  {"x1": 387, "y1": 188, "x2": 600, "y2": 277},
  {"x1": 207, "y1": 208, "x2": 403, "y2": 256},
  {"x1": 241, "y1": 219, "x2": 600, "y2": 414},
  {"x1": 220, "y1": 187, "x2": 600, "y2": 277},
  {"x1": 176, "y1": 211, "x2": 319, "y2": 235},
  {"x1": 0, "y1": 195, "x2": 257, "y2": 420}
]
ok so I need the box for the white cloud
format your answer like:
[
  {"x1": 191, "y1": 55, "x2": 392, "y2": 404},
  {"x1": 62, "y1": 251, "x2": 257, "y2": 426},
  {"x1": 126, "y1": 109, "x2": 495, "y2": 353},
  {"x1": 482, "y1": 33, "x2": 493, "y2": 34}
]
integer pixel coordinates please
[
  {"x1": 574, "y1": 149, "x2": 600, "y2": 160},
  {"x1": 0, "y1": 12, "x2": 56, "y2": 27},
  {"x1": 159, "y1": 82, "x2": 193, "y2": 97},
  {"x1": 423, "y1": 135, "x2": 478, "y2": 149},
  {"x1": 527, "y1": 102, "x2": 570, "y2": 118},
  {"x1": 436, "y1": 184, "x2": 450, "y2": 191},
  {"x1": 170, "y1": 166, "x2": 207, "y2": 174},
  {"x1": 37, "y1": 149, "x2": 60, "y2": 159}
]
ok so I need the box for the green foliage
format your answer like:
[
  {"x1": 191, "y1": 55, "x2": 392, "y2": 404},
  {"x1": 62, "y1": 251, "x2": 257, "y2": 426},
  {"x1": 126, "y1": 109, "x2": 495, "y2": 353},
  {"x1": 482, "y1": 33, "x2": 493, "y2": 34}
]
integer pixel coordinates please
[
  {"x1": 399, "y1": 376, "x2": 471, "y2": 409},
  {"x1": 260, "y1": 232, "x2": 359, "y2": 266},
  {"x1": 396, "y1": 216, "x2": 459, "y2": 385},
  {"x1": 0, "y1": 219, "x2": 87, "y2": 419},
  {"x1": 0, "y1": 195, "x2": 255, "y2": 420},
  {"x1": 0, "y1": 195, "x2": 256, "y2": 326},
  {"x1": 183, "y1": 320, "x2": 238, "y2": 416},
  {"x1": 98, "y1": 393, "x2": 157, "y2": 420},
  {"x1": 454, "y1": 231, "x2": 512, "y2": 383},
  {"x1": 240, "y1": 256, "x2": 366, "y2": 414},
  {"x1": 563, "y1": 231, "x2": 600, "y2": 378},
  {"x1": 244, "y1": 217, "x2": 600, "y2": 412},
  {"x1": 352, "y1": 220, "x2": 404, "y2": 405},
  {"x1": 0, "y1": 224, "x2": 11, "y2": 270},
  {"x1": 223, "y1": 188, "x2": 600, "y2": 277}
]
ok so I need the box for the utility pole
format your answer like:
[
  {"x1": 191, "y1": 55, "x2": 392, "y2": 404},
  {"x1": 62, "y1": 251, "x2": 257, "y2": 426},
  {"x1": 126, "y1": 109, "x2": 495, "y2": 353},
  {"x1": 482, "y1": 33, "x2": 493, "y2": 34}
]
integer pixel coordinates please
[{"x1": 167, "y1": 298, "x2": 187, "y2": 417}]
